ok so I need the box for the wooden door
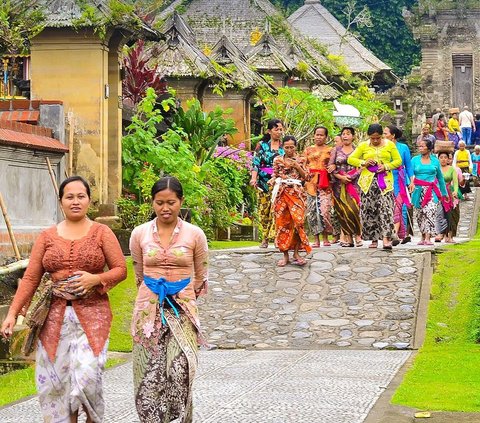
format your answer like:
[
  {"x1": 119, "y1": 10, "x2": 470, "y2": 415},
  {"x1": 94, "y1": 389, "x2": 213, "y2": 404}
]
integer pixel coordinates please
[{"x1": 452, "y1": 54, "x2": 473, "y2": 109}]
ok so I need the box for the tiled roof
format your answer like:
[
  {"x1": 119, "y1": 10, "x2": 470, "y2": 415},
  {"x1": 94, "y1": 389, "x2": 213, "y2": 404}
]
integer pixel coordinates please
[
  {"x1": 288, "y1": 0, "x2": 392, "y2": 74},
  {"x1": 0, "y1": 122, "x2": 68, "y2": 154},
  {"x1": 0, "y1": 111, "x2": 40, "y2": 123}
]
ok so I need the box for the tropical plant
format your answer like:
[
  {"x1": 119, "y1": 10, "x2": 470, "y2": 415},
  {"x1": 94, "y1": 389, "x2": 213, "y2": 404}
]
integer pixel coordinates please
[
  {"x1": 122, "y1": 40, "x2": 167, "y2": 105},
  {"x1": 170, "y1": 99, "x2": 238, "y2": 165},
  {"x1": 256, "y1": 85, "x2": 394, "y2": 149},
  {"x1": 0, "y1": 0, "x2": 44, "y2": 56}
]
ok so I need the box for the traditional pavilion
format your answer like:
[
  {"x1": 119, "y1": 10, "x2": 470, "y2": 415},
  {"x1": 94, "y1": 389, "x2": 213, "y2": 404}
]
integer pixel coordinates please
[{"x1": 288, "y1": 0, "x2": 394, "y2": 88}]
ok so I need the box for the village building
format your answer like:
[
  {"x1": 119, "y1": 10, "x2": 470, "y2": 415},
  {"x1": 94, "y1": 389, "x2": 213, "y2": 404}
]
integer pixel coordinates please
[
  {"x1": 0, "y1": 100, "x2": 67, "y2": 257},
  {"x1": 154, "y1": 0, "x2": 343, "y2": 145},
  {"x1": 404, "y1": 1, "x2": 480, "y2": 132},
  {"x1": 288, "y1": 0, "x2": 395, "y2": 90},
  {"x1": 29, "y1": 0, "x2": 158, "y2": 207}
]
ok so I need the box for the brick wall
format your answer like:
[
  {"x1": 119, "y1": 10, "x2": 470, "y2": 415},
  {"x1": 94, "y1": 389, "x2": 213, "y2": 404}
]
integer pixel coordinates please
[{"x1": 0, "y1": 230, "x2": 42, "y2": 259}]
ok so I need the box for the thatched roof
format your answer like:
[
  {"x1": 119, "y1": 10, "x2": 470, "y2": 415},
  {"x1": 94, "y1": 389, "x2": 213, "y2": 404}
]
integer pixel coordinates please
[
  {"x1": 151, "y1": 12, "x2": 217, "y2": 78},
  {"x1": 157, "y1": 0, "x2": 330, "y2": 82},
  {"x1": 210, "y1": 35, "x2": 273, "y2": 89},
  {"x1": 39, "y1": 0, "x2": 160, "y2": 40},
  {"x1": 288, "y1": 0, "x2": 392, "y2": 75}
]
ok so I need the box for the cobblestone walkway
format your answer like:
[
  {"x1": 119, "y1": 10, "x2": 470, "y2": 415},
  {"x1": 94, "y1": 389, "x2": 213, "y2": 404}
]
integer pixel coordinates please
[
  {"x1": 0, "y1": 190, "x2": 477, "y2": 422},
  {"x1": 0, "y1": 349, "x2": 411, "y2": 423}
]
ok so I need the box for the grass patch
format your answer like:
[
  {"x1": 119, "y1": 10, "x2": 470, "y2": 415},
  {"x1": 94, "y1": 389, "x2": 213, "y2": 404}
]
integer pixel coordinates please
[
  {"x1": 108, "y1": 258, "x2": 136, "y2": 352},
  {"x1": 392, "y1": 226, "x2": 480, "y2": 411},
  {"x1": 0, "y1": 357, "x2": 126, "y2": 407},
  {"x1": 209, "y1": 240, "x2": 257, "y2": 249}
]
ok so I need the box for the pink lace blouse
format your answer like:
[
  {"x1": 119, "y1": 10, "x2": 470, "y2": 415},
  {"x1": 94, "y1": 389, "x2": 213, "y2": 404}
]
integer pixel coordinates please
[{"x1": 129, "y1": 218, "x2": 208, "y2": 350}]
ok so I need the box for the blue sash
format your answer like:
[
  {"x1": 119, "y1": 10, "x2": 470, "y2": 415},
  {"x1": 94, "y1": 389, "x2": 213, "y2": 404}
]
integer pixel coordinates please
[{"x1": 143, "y1": 275, "x2": 191, "y2": 324}]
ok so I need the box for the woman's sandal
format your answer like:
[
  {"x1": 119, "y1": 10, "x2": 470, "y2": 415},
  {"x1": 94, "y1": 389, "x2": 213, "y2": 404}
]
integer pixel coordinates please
[
  {"x1": 383, "y1": 244, "x2": 393, "y2": 250},
  {"x1": 277, "y1": 259, "x2": 289, "y2": 267},
  {"x1": 368, "y1": 241, "x2": 378, "y2": 249},
  {"x1": 292, "y1": 257, "x2": 307, "y2": 266},
  {"x1": 323, "y1": 241, "x2": 331, "y2": 247},
  {"x1": 341, "y1": 242, "x2": 354, "y2": 247},
  {"x1": 311, "y1": 242, "x2": 321, "y2": 248},
  {"x1": 355, "y1": 241, "x2": 363, "y2": 247}
]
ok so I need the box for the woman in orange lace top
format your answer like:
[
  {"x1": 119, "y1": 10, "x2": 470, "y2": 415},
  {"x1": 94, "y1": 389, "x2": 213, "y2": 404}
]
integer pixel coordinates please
[
  {"x1": 304, "y1": 126, "x2": 333, "y2": 247},
  {"x1": 1, "y1": 176, "x2": 127, "y2": 423}
]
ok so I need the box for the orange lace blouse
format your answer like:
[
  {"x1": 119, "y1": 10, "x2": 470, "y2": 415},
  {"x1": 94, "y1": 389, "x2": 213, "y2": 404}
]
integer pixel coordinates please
[{"x1": 9, "y1": 222, "x2": 127, "y2": 361}]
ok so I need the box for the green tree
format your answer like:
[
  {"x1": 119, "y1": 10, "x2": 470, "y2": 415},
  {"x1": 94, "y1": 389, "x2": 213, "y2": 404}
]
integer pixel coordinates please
[
  {"x1": 0, "y1": 0, "x2": 44, "y2": 55},
  {"x1": 274, "y1": 0, "x2": 421, "y2": 77}
]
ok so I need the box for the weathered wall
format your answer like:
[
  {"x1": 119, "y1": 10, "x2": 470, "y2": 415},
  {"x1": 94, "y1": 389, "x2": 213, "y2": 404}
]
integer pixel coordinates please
[
  {"x1": 203, "y1": 88, "x2": 251, "y2": 147},
  {"x1": 30, "y1": 28, "x2": 121, "y2": 205},
  {"x1": 0, "y1": 146, "x2": 63, "y2": 257}
]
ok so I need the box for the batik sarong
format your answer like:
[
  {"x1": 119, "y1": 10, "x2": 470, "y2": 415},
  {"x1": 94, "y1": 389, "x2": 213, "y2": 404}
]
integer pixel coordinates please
[
  {"x1": 333, "y1": 185, "x2": 361, "y2": 237},
  {"x1": 274, "y1": 188, "x2": 312, "y2": 253},
  {"x1": 134, "y1": 309, "x2": 198, "y2": 423},
  {"x1": 258, "y1": 190, "x2": 276, "y2": 241},
  {"x1": 35, "y1": 306, "x2": 108, "y2": 423},
  {"x1": 360, "y1": 179, "x2": 395, "y2": 240},
  {"x1": 306, "y1": 190, "x2": 333, "y2": 236},
  {"x1": 415, "y1": 186, "x2": 438, "y2": 236}
]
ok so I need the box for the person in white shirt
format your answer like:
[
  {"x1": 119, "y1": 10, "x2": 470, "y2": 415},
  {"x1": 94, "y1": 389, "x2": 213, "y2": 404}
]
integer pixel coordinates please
[{"x1": 458, "y1": 106, "x2": 476, "y2": 146}]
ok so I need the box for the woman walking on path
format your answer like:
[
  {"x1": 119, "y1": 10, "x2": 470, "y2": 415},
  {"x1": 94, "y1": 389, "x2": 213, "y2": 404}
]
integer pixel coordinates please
[
  {"x1": 1, "y1": 176, "x2": 127, "y2": 423},
  {"x1": 328, "y1": 127, "x2": 362, "y2": 247},
  {"x1": 348, "y1": 123, "x2": 402, "y2": 249},
  {"x1": 409, "y1": 140, "x2": 448, "y2": 245},
  {"x1": 435, "y1": 151, "x2": 459, "y2": 243},
  {"x1": 383, "y1": 125, "x2": 414, "y2": 243},
  {"x1": 130, "y1": 177, "x2": 208, "y2": 423},
  {"x1": 250, "y1": 119, "x2": 284, "y2": 247},
  {"x1": 452, "y1": 141, "x2": 473, "y2": 199},
  {"x1": 304, "y1": 126, "x2": 333, "y2": 247},
  {"x1": 273, "y1": 136, "x2": 312, "y2": 266},
  {"x1": 471, "y1": 145, "x2": 480, "y2": 187}
]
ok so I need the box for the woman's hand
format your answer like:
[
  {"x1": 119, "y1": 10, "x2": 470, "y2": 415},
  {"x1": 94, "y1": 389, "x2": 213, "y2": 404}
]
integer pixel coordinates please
[
  {"x1": 1, "y1": 314, "x2": 16, "y2": 339},
  {"x1": 452, "y1": 191, "x2": 458, "y2": 199},
  {"x1": 249, "y1": 177, "x2": 257, "y2": 187},
  {"x1": 376, "y1": 164, "x2": 386, "y2": 173},
  {"x1": 327, "y1": 164, "x2": 336, "y2": 173},
  {"x1": 70, "y1": 271, "x2": 102, "y2": 296},
  {"x1": 340, "y1": 175, "x2": 351, "y2": 184},
  {"x1": 408, "y1": 182, "x2": 415, "y2": 193},
  {"x1": 364, "y1": 159, "x2": 377, "y2": 167}
]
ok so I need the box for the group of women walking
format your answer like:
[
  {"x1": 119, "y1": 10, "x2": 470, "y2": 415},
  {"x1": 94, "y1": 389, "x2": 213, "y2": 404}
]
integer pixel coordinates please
[
  {"x1": 251, "y1": 119, "x2": 468, "y2": 264},
  {"x1": 1, "y1": 175, "x2": 206, "y2": 423}
]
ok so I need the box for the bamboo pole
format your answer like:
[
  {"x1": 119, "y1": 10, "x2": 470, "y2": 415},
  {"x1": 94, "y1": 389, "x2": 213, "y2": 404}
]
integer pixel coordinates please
[
  {"x1": 45, "y1": 157, "x2": 66, "y2": 219},
  {"x1": 0, "y1": 259, "x2": 29, "y2": 276},
  {"x1": 67, "y1": 113, "x2": 74, "y2": 176},
  {"x1": 0, "y1": 191, "x2": 21, "y2": 260}
]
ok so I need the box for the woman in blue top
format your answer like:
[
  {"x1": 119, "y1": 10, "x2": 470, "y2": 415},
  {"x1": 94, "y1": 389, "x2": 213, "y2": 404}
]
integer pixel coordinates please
[
  {"x1": 384, "y1": 125, "x2": 413, "y2": 243},
  {"x1": 409, "y1": 139, "x2": 448, "y2": 245},
  {"x1": 250, "y1": 119, "x2": 285, "y2": 248}
]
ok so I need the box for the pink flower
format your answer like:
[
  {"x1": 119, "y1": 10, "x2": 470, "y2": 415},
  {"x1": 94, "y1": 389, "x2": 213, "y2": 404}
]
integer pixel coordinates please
[{"x1": 142, "y1": 321, "x2": 155, "y2": 338}]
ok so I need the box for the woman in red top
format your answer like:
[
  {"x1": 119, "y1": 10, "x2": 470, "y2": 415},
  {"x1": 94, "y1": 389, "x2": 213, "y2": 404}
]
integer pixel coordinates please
[{"x1": 1, "y1": 176, "x2": 127, "y2": 423}]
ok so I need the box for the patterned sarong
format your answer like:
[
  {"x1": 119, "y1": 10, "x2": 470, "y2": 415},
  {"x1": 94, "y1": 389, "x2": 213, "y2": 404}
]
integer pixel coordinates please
[
  {"x1": 35, "y1": 306, "x2": 108, "y2": 423},
  {"x1": 360, "y1": 179, "x2": 395, "y2": 240},
  {"x1": 333, "y1": 184, "x2": 361, "y2": 237},
  {"x1": 274, "y1": 188, "x2": 312, "y2": 253},
  {"x1": 258, "y1": 190, "x2": 276, "y2": 241},
  {"x1": 415, "y1": 186, "x2": 438, "y2": 236},
  {"x1": 134, "y1": 309, "x2": 198, "y2": 423}
]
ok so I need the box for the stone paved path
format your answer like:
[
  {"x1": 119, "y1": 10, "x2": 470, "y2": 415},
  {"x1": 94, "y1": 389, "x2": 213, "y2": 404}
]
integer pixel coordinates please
[
  {"x1": 0, "y1": 350, "x2": 411, "y2": 423},
  {"x1": 0, "y1": 189, "x2": 477, "y2": 422}
]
